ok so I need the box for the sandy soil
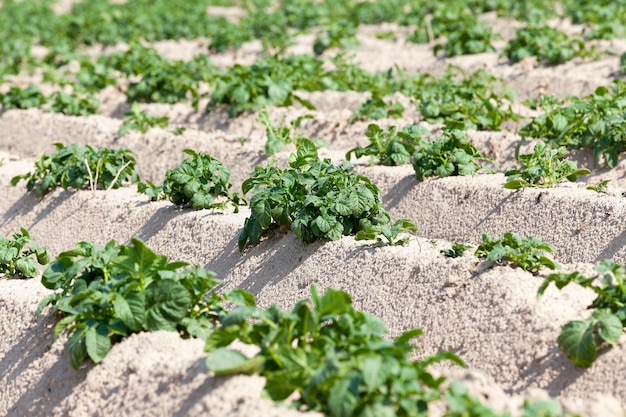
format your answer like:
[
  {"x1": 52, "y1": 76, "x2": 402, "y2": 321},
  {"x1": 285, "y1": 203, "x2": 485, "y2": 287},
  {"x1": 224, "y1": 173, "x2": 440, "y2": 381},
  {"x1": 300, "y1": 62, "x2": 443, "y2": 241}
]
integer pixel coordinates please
[{"x1": 1, "y1": 5, "x2": 626, "y2": 417}]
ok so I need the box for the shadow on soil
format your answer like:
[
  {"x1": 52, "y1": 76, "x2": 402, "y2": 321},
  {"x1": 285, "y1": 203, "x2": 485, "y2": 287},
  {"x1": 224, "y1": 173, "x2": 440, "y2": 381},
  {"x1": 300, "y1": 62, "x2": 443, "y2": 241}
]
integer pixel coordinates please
[
  {"x1": 211, "y1": 232, "x2": 319, "y2": 298},
  {"x1": 1, "y1": 311, "x2": 89, "y2": 417},
  {"x1": 1, "y1": 190, "x2": 76, "y2": 230},
  {"x1": 596, "y1": 229, "x2": 626, "y2": 262},
  {"x1": 514, "y1": 345, "x2": 588, "y2": 397}
]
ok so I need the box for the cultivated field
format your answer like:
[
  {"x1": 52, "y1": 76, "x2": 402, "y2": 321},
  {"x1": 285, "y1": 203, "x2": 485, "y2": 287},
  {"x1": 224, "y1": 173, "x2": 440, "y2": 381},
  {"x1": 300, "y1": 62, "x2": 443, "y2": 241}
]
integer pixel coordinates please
[{"x1": 1, "y1": 1, "x2": 626, "y2": 416}]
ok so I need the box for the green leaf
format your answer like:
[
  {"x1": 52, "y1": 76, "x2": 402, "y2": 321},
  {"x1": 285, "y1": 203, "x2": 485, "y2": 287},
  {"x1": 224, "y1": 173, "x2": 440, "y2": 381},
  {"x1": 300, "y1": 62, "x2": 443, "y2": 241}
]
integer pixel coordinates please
[
  {"x1": 328, "y1": 377, "x2": 359, "y2": 417},
  {"x1": 85, "y1": 323, "x2": 112, "y2": 364},
  {"x1": 557, "y1": 319, "x2": 597, "y2": 368},
  {"x1": 0, "y1": 247, "x2": 18, "y2": 265},
  {"x1": 592, "y1": 309, "x2": 623, "y2": 345},
  {"x1": 205, "y1": 348, "x2": 264, "y2": 375},
  {"x1": 113, "y1": 293, "x2": 146, "y2": 332},
  {"x1": 144, "y1": 280, "x2": 191, "y2": 331},
  {"x1": 15, "y1": 257, "x2": 39, "y2": 277}
]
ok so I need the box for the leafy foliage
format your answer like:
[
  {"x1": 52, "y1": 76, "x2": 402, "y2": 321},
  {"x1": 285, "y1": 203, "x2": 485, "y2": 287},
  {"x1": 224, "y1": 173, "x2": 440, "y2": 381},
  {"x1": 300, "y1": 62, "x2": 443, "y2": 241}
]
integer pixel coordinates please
[
  {"x1": 138, "y1": 150, "x2": 245, "y2": 212},
  {"x1": 47, "y1": 90, "x2": 99, "y2": 116},
  {"x1": 586, "y1": 179, "x2": 610, "y2": 193},
  {"x1": 504, "y1": 21, "x2": 593, "y2": 65},
  {"x1": 441, "y1": 242, "x2": 473, "y2": 258},
  {"x1": 0, "y1": 84, "x2": 47, "y2": 110},
  {"x1": 103, "y1": 43, "x2": 216, "y2": 107},
  {"x1": 11, "y1": 143, "x2": 139, "y2": 197},
  {"x1": 413, "y1": 67, "x2": 518, "y2": 130},
  {"x1": 256, "y1": 109, "x2": 326, "y2": 155},
  {"x1": 411, "y1": 129, "x2": 492, "y2": 180},
  {"x1": 0, "y1": 228, "x2": 49, "y2": 278},
  {"x1": 474, "y1": 232, "x2": 558, "y2": 273},
  {"x1": 433, "y1": 14, "x2": 498, "y2": 57},
  {"x1": 36, "y1": 238, "x2": 225, "y2": 369},
  {"x1": 350, "y1": 93, "x2": 405, "y2": 122},
  {"x1": 538, "y1": 260, "x2": 626, "y2": 367},
  {"x1": 0, "y1": 84, "x2": 99, "y2": 115},
  {"x1": 504, "y1": 143, "x2": 590, "y2": 189},
  {"x1": 205, "y1": 285, "x2": 464, "y2": 416},
  {"x1": 520, "y1": 83, "x2": 626, "y2": 167},
  {"x1": 117, "y1": 103, "x2": 170, "y2": 137},
  {"x1": 346, "y1": 123, "x2": 429, "y2": 166},
  {"x1": 239, "y1": 140, "x2": 414, "y2": 250}
]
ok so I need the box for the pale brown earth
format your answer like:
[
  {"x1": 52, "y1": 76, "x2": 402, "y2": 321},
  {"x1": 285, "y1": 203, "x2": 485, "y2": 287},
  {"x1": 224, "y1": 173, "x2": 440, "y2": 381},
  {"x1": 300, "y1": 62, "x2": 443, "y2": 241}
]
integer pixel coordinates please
[{"x1": 1, "y1": 5, "x2": 626, "y2": 417}]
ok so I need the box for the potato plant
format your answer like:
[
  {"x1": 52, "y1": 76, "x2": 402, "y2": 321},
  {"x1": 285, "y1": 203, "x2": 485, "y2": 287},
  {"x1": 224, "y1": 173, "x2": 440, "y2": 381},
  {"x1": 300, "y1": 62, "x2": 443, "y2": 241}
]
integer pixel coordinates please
[
  {"x1": 411, "y1": 129, "x2": 493, "y2": 180},
  {"x1": 256, "y1": 109, "x2": 325, "y2": 156},
  {"x1": 521, "y1": 83, "x2": 626, "y2": 167},
  {"x1": 346, "y1": 123, "x2": 430, "y2": 166},
  {"x1": 205, "y1": 285, "x2": 464, "y2": 416},
  {"x1": 138, "y1": 150, "x2": 246, "y2": 212},
  {"x1": 11, "y1": 143, "x2": 140, "y2": 197},
  {"x1": 475, "y1": 232, "x2": 558, "y2": 273},
  {"x1": 239, "y1": 140, "x2": 415, "y2": 250},
  {"x1": 538, "y1": 260, "x2": 626, "y2": 368},
  {"x1": 504, "y1": 143, "x2": 590, "y2": 189},
  {"x1": 36, "y1": 238, "x2": 227, "y2": 369},
  {"x1": 0, "y1": 228, "x2": 49, "y2": 278}
]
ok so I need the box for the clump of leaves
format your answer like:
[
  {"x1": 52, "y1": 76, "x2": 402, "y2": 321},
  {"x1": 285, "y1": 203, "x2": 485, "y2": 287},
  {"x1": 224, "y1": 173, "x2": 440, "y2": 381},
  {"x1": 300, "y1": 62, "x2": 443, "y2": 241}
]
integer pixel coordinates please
[
  {"x1": 47, "y1": 90, "x2": 99, "y2": 116},
  {"x1": 504, "y1": 143, "x2": 590, "y2": 189},
  {"x1": 441, "y1": 242, "x2": 472, "y2": 258},
  {"x1": 412, "y1": 128, "x2": 493, "y2": 180},
  {"x1": 504, "y1": 21, "x2": 594, "y2": 65},
  {"x1": 138, "y1": 149, "x2": 245, "y2": 212},
  {"x1": 1, "y1": 84, "x2": 47, "y2": 110},
  {"x1": 433, "y1": 15, "x2": 498, "y2": 57},
  {"x1": 0, "y1": 228, "x2": 49, "y2": 278},
  {"x1": 103, "y1": 43, "x2": 213, "y2": 107},
  {"x1": 538, "y1": 260, "x2": 626, "y2": 367},
  {"x1": 474, "y1": 232, "x2": 558, "y2": 273},
  {"x1": 586, "y1": 179, "x2": 610, "y2": 193},
  {"x1": 11, "y1": 143, "x2": 139, "y2": 197},
  {"x1": 256, "y1": 109, "x2": 326, "y2": 155},
  {"x1": 36, "y1": 238, "x2": 226, "y2": 369},
  {"x1": 520, "y1": 83, "x2": 626, "y2": 167},
  {"x1": 413, "y1": 67, "x2": 518, "y2": 131},
  {"x1": 350, "y1": 93, "x2": 405, "y2": 122},
  {"x1": 313, "y1": 20, "x2": 359, "y2": 55},
  {"x1": 346, "y1": 123, "x2": 429, "y2": 166},
  {"x1": 205, "y1": 285, "x2": 464, "y2": 416},
  {"x1": 239, "y1": 140, "x2": 414, "y2": 250},
  {"x1": 355, "y1": 218, "x2": 417, "y2": 245},
  {"x1": 117, "y1": 103, "x2": 170, "y2": 137},
  {"x1": 206, "y1": 55, "x2": 317, "y2": 117}
]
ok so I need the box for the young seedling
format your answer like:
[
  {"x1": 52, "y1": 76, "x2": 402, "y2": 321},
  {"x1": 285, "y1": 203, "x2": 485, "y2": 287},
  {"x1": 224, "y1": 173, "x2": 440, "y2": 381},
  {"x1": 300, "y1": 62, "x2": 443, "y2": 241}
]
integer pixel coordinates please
[
  {"x1": 412, "y1": 129, "x2": 493, "y2": 180},
  {"x1": 521, "y1": 83, "x2": 626, "y2": 168},
  {"x1": 586, "y1": 179, "x2": 610, "y2": 193},
  {"x1": 36, "y1": 238, "x2": 226, "y2": 369},
  {"x1": 138, "y1": 150, "x2": 245, "y2": 212},
  {"x1": 256, "y1": 109, "x2": 325, "y2": 155},
  {"x1": 205, "y1": 285, "x2": 464, "y2": 415},
  {"x1": 346, "y1": 123, "x2": 429, "y2": 166},
  {"x1": 538, "y1": 260, "x2": 626, "y2": 367},
  {"x1": 0, "y1": 228, "x2": 49, "y2": 278},
  {"x1": 441, "y1": 242, "x2": 472, "y2": 258},
  {"x1": 239, "y1": 140, "x2": 412, "y2": 250},
  {"x1": 350, "y1": 93, "x2": 405, "y2": 122},
  {"x1": 504, "y1": 143, "x2": 590, "y2": 189},
  {"x1": 11, "y1": 143, "x2": 139, "y2": 197},
  {"x1": 504, "y1": 21, "x2": 594, "y2": 65},
  {"x1": 474, "y1": 232, "x2": 558, "y2": 274},
  {"x1": 117, "y1": 102, "x2": 170, "y2": 137}
]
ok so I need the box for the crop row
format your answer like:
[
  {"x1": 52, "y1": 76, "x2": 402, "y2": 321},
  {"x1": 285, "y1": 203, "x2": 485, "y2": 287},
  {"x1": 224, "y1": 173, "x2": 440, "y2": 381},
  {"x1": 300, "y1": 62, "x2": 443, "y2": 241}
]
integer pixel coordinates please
[{"x1": 0, "y1": 0, "x2": 623, "y2": 63}]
